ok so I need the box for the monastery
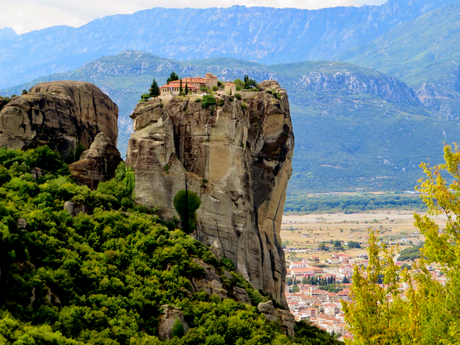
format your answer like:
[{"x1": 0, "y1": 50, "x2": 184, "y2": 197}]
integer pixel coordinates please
[
  {"x1": 160, "y1": 73, "x2": 218, "y2": 94},
  {"x1": 159, "y1": 73, "x2": 237, "y2": 95}
]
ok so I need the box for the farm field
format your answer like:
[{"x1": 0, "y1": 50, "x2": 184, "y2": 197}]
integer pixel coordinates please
[{"x1": 280, "y1": 211, "x2": 447, "y2": 262}]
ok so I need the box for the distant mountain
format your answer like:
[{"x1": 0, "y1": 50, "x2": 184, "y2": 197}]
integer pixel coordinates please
[
  {"x1": 341, "y1": 1, "x2": 460, "y2": 120},
  {"x1": 0, "y1": 0, "x2": 455, "y2": 89},
  {"x1": 5, "y1": 51, "x2": 459, "y2": 195},
  {"x1": 0, "y1": 28, "x2": 16, "y2": 40}
]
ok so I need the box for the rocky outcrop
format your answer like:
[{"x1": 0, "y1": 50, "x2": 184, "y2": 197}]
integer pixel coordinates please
[
  {"x1": 258, "y1": 301, "x2": 295, "y2": 338},
  {"x1": 64, "y1": 201, "x2": 86, "y2": 217},
  {"x1": 127, "y1": 80, "x2": 294, "y2": 307},
  {"x1": 0, "y1": 96, "x2": 6, "y2": 112},
  {"x1": 158, "y1": 305, "x2": 189, "y2": 341},
  {"x1": 296, "y1": 71, "x2": 421, "y2": 106},
  {"x1": 416, "y1": 82, "x2": 460, "y2": 121},
  {"x1": 69, "y1": 132, "x2": 122, "y2": 188},
  {"x1": 0, "y1": 81, "x2": 118, "y2": 156}
]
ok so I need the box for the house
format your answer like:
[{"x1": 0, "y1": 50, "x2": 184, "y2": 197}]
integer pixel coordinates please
[
  {"x1": 224, "y1": 83, "x2": 236, "y2": 95},
  {"x1": 289, "y1": 258, "x2": 309, "y2": 269}
]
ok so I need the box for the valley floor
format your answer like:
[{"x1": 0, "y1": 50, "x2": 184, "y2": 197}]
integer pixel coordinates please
[{"x1": 280, "y1": 210, "x2": 447, "y2": 341}]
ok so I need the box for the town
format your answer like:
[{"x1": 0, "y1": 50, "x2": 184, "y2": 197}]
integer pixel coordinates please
[{"x1": 282, "y1": 211, "x2": 447, "y2": 341}]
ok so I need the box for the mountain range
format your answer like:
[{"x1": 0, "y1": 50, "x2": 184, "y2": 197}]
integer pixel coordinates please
[{"x1": 0, "y1": 0, "x2": 456, "y2": 89}]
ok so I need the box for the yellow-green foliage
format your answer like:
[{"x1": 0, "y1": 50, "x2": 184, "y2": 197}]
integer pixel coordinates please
[{"x1": 343, "y1": 144, "x2": 460, "y2": 344}]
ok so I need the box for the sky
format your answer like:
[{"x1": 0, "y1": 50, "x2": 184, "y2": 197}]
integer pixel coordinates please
[{"x1": 1, "y1": 0, "x2": 387, "y2": 35}]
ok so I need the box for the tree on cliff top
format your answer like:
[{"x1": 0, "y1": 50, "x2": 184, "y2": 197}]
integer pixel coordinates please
[
  {"x1": 343, "y1": 144, "x2": 460, "y2": 344},
  {"x1": 167, "y1": 71, "x2": 180, "y2": 83},
  {"x1": 149, "y1": 78, "x2": 160, "y2": 97}
]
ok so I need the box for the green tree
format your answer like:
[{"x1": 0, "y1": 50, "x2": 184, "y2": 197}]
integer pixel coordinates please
[
  {"x1": 201, "y1": 95, "x2": 216, "y2": 109},
  {"x1": 149, "y1": 78, "x2": 160, "y2": 97},
  {"x1": 318, "y1": 243, "x2": 327, "y2": 251},
  {"x1": 173, "y1": 189, "x2": 201, "y2": 234},
  {"x1": 347, "y1": 241, "x2": 361, "y2": 249},
  {"x1": 167, "y1": 71, "x2": 180, "y2": 83},
  {"x1": 343, "y1": 144, "x2": 460, "y2": 344},
  {"x1": 172, "y1": 318, "x2": 185, "y2": 338}
]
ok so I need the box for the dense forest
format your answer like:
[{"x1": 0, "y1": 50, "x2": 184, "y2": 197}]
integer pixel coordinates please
[
  {"x1": 284, "y1": 193, "x2": 426, "y2": 214},
  {"x1": 0, "y1": 146, "x2": 340, "y2": 344}
]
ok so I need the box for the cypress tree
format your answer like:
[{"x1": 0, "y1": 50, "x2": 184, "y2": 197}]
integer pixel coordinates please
[{"x1": 149, "y1": 78, "x2": 160, "y2": 97}]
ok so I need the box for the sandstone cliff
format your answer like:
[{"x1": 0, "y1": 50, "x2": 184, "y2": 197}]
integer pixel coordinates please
[
  {"x1": 0, "y1": 81, "x2": 118, "y2": 155},
  {"x1": 127, "y1": 81, "x2": 294, "y2": 307}
]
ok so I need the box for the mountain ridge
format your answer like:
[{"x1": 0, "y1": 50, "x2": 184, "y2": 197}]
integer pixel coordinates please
[{"x1": 0, "y1": 0, "x2": 456, "y2": 89}]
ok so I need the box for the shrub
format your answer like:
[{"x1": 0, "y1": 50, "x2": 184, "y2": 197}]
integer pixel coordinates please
[
  {"x1": 212, "y1": 86, "x2": 218, "y2": 91},
  {"x1": 172, "y1": 318, "x2": 185, "y2": 338},
  {"x1": 235, "y1": 93, "x2": 242, "y2": 100},
  {"x1": 240, "y1": 102, "x2": 248, "y2": 111},
  {"x1": 201, "y1": 95, "x2": 217, "y2": 109},
  {"x1": 173, "y1": 189, "x2": 201, "y2": 234},
  {"x1": 218, "y1": 99, "x2": 224, "y2": 106}
]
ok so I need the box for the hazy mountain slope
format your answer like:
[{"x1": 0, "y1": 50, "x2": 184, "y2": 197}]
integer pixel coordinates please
[
  {"x1": 341, "y1": 1, "x2": 460, "y2": 120},
  {"x1": 3, "y1": 52, "x2": 458, "y2": 195},
  {"x1": 0, "y1": 0, "x2": 455, "y2": 89}
]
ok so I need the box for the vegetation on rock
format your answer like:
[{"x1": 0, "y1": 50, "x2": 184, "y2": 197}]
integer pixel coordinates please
[
  {"x1": 173, "y1": 189, "x2": 201, "y2": 234},
  {"x1": 0, "y1": 146, "x2": 339, "y2": 344}
]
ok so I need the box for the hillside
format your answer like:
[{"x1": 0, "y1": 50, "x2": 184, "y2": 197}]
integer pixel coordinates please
[
  {"x1": 0, "y1": 145, "x2": 340, "y2": 344},
  {"x1": 341, "y1": 1, "x2": 460, "y2": 120},
  {"x1": 0, "y1": 0, "x2": 456, "y2": 89},
  {"x1": 4, "y1": 52, "x2": 459, "y2": 196}
]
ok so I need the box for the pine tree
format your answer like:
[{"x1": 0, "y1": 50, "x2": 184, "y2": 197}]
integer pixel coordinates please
[
  {"x1": 179, "y1": 79, "x2": 183, "y2": 95},
  {"x1": 167, "y1": 71, "x2": 179, "y2": 83},
  {"x1": 185, "y1": 81, "x2": 189, "y2": 95},
  {"x1": 149, "y1": 78, "x2": 160, "y2": 97}
]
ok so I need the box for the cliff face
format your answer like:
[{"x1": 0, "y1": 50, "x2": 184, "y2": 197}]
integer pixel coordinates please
[
  {"x1": 0, "y1": 81, "x2": 118, "y2": 155},
  {"x1": 127, "y1": 81, "x2": 294, "y2": 306},
  {"x1": 295, "y1": 71, "x2": 421, "y2": 106}
]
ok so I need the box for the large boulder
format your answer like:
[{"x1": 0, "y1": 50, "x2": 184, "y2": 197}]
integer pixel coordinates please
[
  {"x1": 0, "y1": 81, "x2": 118, "y2": 156},
  {"x1": 69, "y1": 132, "x2": 122, "y2": 189},
  {"x1": 126, "y1": 81, "x2": 294, "y2": 307}
]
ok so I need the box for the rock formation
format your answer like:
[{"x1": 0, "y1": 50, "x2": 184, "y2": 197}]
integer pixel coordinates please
[
  {"x1": 127, "y1": 80, "x2": 294, "y2": 307},
  {"x1": 0, "y1": 96, "x2": 6, "y2": 112},
  {"x1": 0, "y1": 81, "x2": 118, "y2": 156},
  {"x1": 69, "y1": 132, "x2": 122, "y2": 188},
  {"x1": 258, "y1": 301, "x2": 295, "y2": 338},
  {"x1": 158, "y1": 305, "x2": 189, "y2": 341}
]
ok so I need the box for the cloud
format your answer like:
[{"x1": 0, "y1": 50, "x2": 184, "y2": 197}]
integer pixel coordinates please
[{"x1": 0, "y1": 0, "x2": 386, "y2": 34}]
